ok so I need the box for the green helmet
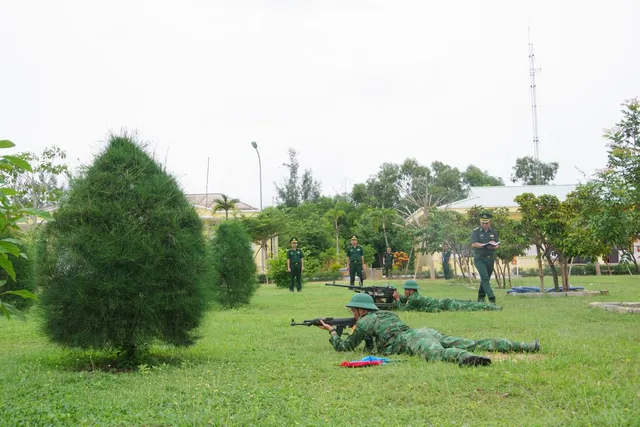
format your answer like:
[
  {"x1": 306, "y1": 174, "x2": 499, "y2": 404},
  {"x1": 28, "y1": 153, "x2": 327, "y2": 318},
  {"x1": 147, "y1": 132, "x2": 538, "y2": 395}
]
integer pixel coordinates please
[
  {"x1": 403, "y1": 280, "x2": 419, "y2": 290},
  {"x1": 346, "y1": 293, "x2": 378, "y2": 311}
]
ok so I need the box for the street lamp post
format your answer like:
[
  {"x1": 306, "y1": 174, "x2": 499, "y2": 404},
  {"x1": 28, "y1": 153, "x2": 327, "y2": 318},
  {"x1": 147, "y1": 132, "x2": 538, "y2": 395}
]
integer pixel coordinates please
[{"x1": 251, "y1": 141, "x2": 265, "y2": 274}]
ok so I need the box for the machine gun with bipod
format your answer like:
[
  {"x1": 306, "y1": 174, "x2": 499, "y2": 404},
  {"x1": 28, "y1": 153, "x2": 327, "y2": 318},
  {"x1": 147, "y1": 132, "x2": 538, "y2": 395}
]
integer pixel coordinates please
[{"x1": 324, "y1": 282, "x2": 397, "y2": 310}]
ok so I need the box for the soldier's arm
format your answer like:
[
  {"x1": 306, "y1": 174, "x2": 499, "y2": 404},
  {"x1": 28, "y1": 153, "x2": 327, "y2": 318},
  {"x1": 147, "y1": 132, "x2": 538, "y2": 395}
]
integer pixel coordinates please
[
  {"x1": 329, "y1": 320, "x2": 369, "y2": 352},
  {"x1": 470, "y1": 230, "x2": 483, "y2": 248}
]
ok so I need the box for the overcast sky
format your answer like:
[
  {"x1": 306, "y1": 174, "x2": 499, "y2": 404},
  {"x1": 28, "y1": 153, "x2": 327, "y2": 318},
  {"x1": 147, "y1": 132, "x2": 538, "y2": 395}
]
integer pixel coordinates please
[{"x1": 2, "y1": 0, "x2": 638, "y2": 209}]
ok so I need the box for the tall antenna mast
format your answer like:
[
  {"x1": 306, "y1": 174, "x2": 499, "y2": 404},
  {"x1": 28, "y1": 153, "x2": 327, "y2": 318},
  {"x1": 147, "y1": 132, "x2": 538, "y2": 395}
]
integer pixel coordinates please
[{"x1": 528, "y1": 27, "x2": 542, "y2": 185}]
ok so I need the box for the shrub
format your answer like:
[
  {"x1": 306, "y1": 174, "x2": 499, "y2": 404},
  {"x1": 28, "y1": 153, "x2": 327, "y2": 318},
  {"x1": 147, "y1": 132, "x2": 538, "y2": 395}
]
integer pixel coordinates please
[
  {"x1": 210, "y1": 220, "x2": 257, "y2": 308},
  {"x1": 37, "y1": 134, "x2": 211, "y2": 362},
  {"x1": 0, "y1": 232, "x2": 37, "y2": 311},
  {"x1": 268, "y1": 247, "x2": 319, "y2": 288}
]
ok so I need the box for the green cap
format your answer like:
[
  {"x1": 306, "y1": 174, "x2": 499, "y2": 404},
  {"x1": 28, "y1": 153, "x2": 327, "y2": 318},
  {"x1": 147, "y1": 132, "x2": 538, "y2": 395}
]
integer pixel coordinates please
[
  {"x1": 345, "y1": 293, "x2": 378, "y2": 311},
  {"x1": 350, "y1": 235, "x2": 358, "y2": 240},
  {"x1": 290, "y1": 237, "x2": 298, "y2": 243},
  {"x1": 479, "y1": 212, "x2": 492, "y2": 223},
  {"x1": 402, "y1": 280, "x2": 419, "y2": 290}
]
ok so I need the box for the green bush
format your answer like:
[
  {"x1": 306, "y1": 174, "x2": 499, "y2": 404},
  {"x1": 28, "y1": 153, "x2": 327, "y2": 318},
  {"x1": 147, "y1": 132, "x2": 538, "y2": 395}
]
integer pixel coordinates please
[
  {"x1": 37, "y1": 134, "x2": 211, "y2": 362},
  {"x1": 267, "y1": 247, "x2": 319, "y2": 288},
  {"x1": 210, "y1": 220, "x2": 257, "y2": 308},
  {"x1": 0, "y1": 231, "x2": 37, "y2": 311}
]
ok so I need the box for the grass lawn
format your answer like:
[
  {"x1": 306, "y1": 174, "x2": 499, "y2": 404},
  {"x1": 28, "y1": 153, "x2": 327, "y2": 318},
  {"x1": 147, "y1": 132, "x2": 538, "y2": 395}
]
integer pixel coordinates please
[{"x1": 1, "y1": 275, "x2": 639, "y2": 426}]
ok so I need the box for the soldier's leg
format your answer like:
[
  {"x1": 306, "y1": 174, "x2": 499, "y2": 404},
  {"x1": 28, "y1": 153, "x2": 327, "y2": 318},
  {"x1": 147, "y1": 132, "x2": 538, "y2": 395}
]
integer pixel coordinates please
[
  {"x1": 294, "y1": 265, "x2": 302, "y2": 291},
  {"x1": 289, "y1": 268, "x2": 295, "y2": 292},
  {"x1": 474, "y1": 258, "x2": 488, "y2": 302},
  {"x1": 486, "y1": 259, "x2": 496, "y2": 303},
  {"x1": 397, "y1": 329, "x2": 487, "y2": 365},
  {"x1": 443, "y1": 263, "x2": 450, "y2": 279},
  {"x1": 349, "y1": 264, "x2": 356, "y2": 286},
  {"x1": 356, "y1": 265, "x2": 363, "y2": 286},
  {"x1": 439, "y1": 334, "x2": 539, "y2": 352},
  {"x1": 441, "y1": 298, "x2": 502, "y2": 311}
]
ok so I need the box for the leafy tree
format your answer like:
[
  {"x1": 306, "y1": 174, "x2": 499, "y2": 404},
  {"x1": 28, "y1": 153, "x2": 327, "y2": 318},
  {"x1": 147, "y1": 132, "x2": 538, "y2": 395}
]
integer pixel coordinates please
[
  {"x1": 515, "y1": 193, "x2": 576, "y2": 291},
  {"x1": 510, "y1": 156, "x2": 559, "y2": 185},
  {"x1": 604, "y1": 98, "x2": 640, "y2": 199},
  {"x1": 213, "y1": 194, "x2": 239, "y2": 219},
  {"x1": 462, "y1": 165, "x2": 504, "y2": 187},
  {"x1": 567, "y1": 179, "x2": 638, "y2": 273},
  {"x1": 430, "y1": 161, "x2": 467, "y2": 202},
  {"x1": 210, "y1": 220, "x2": 257, "y2": 307},
  {"x1": 489, "y1": 208, "x2": 529, "y2": 288},
  {"x1": 241, "y1": 207, "x2": 286, "y2": 272},
  {"x1": 37, "y1": 134, "x2": 211, "y2": 362},
  {"x1": 0, "y1": 145, "x2": 70, "y2": 222},
  {"x1": 0, "y1": 140, "x2": 47, "y2": 321},
  {"x1": 325, "y1": 207, "x2": 345, "y2": 256},
  {"x1": 275, "y1": 148, "x2": 321, "y2": 207}
]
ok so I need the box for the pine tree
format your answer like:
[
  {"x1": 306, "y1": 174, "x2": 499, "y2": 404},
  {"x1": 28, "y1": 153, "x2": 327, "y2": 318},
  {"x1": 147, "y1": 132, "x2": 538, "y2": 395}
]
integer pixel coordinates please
[
  {"x1": 210, "y1": 220, "x2": 257, "y2": 308},
  {"x1": 37, "y1": 134, "x2": 211, "y2": 361}
]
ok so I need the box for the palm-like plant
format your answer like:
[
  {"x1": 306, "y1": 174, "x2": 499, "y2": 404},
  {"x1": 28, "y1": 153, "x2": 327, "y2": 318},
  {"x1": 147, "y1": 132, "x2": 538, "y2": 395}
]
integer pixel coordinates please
[
  {"x1": 324, "y1": 208, "x2": 345, "y2": 255},
  {"x1": 213, "y1": 194, "x2": 240, "y2": 219}
]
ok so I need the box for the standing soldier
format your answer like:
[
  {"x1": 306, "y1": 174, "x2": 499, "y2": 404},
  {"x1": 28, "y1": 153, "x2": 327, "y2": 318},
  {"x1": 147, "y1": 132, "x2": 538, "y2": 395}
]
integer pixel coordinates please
[
  {"x1": 471, "y1": 212, "x2": 499, "y2": 304},
  {"x1": 346, "y1": 235, "x2": 365, "y2": 287},
  {"x1": 383, "y1": 247, "x2": 394, "y2": 278},
  {"x1": 287, "y1": 238, "x2": 304, "y2": 292},
  {"x1": 442, "y1": 243, "x2": 452, "y2": 280}
]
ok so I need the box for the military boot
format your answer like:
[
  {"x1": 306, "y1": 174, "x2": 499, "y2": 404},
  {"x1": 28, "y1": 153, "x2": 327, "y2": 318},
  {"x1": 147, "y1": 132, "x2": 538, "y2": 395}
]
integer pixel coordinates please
[
  {"x1": 523, "y1": 339, "x2": 540, "y2": 353},
  {"x1": 477, "y1": 297, "x2": 486, "y2": 303},
  {"x1": 489, "y1": 297, "x2": 496, "y2": 304},
  {"x1": 459, "y1": 355, "x2": 492, "y2": 367}
]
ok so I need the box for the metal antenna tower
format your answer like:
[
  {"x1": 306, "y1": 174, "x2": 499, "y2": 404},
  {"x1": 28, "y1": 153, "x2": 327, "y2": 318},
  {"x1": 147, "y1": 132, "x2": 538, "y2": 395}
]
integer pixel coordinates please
[{"x1": 528, "y1": 27, "x2": 542, "y2": 185}]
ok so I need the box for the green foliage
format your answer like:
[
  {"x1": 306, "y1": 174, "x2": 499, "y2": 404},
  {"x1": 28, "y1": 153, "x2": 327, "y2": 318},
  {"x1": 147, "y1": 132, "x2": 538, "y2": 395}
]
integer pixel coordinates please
[
  {"x1": 510, "y1": 156, "x2": 559, "y2": 185},
  {"x1": 0, "y1": 145, "x2": 70, "y2": 211},
  {"x1": 274, "y1": 148, "x2": 321, "y2": 207},
  {"x1": 604, "y1": 98, "x2": 640, "y2": 200},
  {"x1": 268, "y1": 247, "x2": 319, "y2": 288},
  {"x1": 37, "y1": 134, "x2": 211, "y2": 360},
  {"x1": 0, "y1": 230, "x2": 37, "y2": 311},
  {"x1": 0, "y1": 139, "x2": 49, "y2": 321},
  {"x1": 212, "y1": 194, "x2": 239, "y2": 219},
  {"x1": 1, "y1": 277, "x2": 640, "y2": 425},
  {"x1": 268, "y1": 249, "x2": 293, "y2": 288},
  {"x1": 462, "y1": 165, "x2": 504, "y2": 187},
  {"x1": 210, "y1": 220, "x2": 258, "y2": 308}
]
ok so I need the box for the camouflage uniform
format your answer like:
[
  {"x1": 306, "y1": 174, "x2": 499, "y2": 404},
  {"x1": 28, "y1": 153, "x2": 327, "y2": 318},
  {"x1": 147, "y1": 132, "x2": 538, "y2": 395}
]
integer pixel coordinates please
[
  {"x1": 397, "y1": 292, "x2": 502, "y2": 312},
  {"x1": 329, "y1": 311, "x2": 536, "y2": 364}
]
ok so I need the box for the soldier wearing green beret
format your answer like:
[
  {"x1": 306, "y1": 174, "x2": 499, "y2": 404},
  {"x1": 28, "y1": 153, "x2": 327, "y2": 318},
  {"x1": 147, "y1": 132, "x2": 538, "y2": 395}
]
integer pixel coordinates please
[
  {"x1": 383, "y1": 247, "x2": 394, "y2": 278},
  {"x1": 471, "y1": 212, "x2": 499, "y2": 304},
  {"x1": 346, "y1": 235, "x2": 365, "y2": 287},
  {"x1": 392, "y1": 280, "x2": 502, "y2": 311},
  {"x1": 287, "y1": 238, "x2": 304, "y2": 292},
  {"x1": 316, "y1": 294, "x2": 539, "y2": 367}
]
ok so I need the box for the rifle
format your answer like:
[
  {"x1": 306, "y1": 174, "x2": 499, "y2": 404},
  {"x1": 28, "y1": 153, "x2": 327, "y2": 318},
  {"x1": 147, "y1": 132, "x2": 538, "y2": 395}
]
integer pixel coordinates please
[
  {"x1": 290, "y1": 317, "x2": 356, "y2": 336},
  {"x1": 324, "y1": 282, "x2": 398, "y2": 310},
  {"x1": 290, "y1": 317, "x2": 375, "y2": 348}
]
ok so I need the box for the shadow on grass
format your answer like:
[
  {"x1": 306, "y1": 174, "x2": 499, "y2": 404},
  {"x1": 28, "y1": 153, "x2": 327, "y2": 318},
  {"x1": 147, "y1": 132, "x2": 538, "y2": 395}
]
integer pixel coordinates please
[{"x1": 42, "y1": 347, "x2": 214, "y2": 374}]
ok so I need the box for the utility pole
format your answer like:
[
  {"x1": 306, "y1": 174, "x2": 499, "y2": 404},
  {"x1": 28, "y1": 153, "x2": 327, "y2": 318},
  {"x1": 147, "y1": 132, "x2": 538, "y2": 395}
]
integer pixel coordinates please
[
  {"x1": 528, "y1": 27, "x2": 542, "y2": 185},
  {"x1": 205, "y1": 157, "x2": 210, "y2": 206}
]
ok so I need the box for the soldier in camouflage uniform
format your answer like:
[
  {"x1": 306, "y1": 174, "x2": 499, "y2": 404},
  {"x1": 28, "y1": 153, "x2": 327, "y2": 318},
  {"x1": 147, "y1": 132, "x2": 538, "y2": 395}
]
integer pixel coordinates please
[
  {"x1": 318, "y1": 293, "x2": 538, "y2": 366},
  {"x1": 392, "y1": 280, "x2": 502, "y2": 312}
]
